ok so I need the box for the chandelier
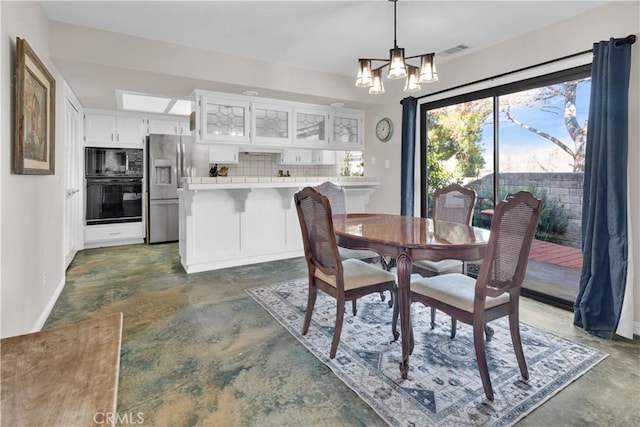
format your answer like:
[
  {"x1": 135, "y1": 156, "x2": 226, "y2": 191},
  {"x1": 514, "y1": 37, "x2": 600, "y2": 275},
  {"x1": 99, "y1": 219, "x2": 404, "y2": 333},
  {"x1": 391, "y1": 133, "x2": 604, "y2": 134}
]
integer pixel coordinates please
[{"x1": 356, "y1": 0, "x2": 438, "y2": 94}]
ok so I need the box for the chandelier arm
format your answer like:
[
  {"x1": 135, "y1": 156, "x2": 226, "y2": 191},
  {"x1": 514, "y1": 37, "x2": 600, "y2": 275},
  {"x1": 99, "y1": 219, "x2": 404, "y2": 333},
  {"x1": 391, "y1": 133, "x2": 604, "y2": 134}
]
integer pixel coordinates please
[
  {"x1": 372, "y1": 63, "x2": 390, "y2": 72},
  {"x1": 404, "y1": 53, "x2": 435, "y2": 60},
  {"x1": 361, "y1": 58, "x2": 392, "y2": 63}
]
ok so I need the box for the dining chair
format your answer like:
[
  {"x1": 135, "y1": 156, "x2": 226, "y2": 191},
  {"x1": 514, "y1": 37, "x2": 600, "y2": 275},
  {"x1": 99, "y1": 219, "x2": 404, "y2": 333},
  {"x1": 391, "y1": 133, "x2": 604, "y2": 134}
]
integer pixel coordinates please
[
  {"x1": 314, "y1": 181, "x2": 392, "y2": 307},
  {"x1": 294, "y1": 187, "x2": 398, "y2": 359},
  {"x1": 403, "y1": 191, "x2": 542, "y2": 401},
  {"x1": 413, "y1": 183, "x2": 476, "y2": 332}
]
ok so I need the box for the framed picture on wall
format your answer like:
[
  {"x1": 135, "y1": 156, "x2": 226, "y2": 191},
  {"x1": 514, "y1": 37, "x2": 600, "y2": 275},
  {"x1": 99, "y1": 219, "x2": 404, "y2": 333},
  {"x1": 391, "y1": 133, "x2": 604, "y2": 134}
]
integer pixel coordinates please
[{"x1": 14, "y1": 37, "x2": 56, "y2": 175}]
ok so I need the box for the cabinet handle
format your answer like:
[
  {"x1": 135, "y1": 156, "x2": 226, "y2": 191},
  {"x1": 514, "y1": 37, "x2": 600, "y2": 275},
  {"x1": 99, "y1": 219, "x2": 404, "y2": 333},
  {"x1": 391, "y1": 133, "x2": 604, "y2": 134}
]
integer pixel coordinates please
[
  {"x1": 117, "y1": 134, "x2": 120, "y2": 142},
  {"x1": 111, "y1": 133, "x2": 114, "y2": 141},
  {"x1": 108, "y1": 232, "x2": 122, "y2": 236}
]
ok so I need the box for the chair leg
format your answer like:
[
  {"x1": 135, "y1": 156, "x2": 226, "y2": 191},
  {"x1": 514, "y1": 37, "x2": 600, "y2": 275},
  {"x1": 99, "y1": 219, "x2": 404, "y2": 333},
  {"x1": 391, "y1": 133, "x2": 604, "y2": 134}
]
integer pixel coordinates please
[
  {"x1": 351, "y1": 299, "x2": 357, "y2": 316},
  {"x1": 473, "y1": 320, "x2": 494, "y2": 401},
  {"x1": 509, "y1": 313, "x2": 529, "y2": 381},
  {"x1": 302, "y1": 282, "x2": 317, "y2": 335},
  {"x1": 450, "y1": 318, "x2": 457, "y2": 339},
  {"x1": 430, "y1": 307, "x2": 436, "y2": 329},
  {"x1": 330, "y1": 297, "x2": 346, "y2": 359}
]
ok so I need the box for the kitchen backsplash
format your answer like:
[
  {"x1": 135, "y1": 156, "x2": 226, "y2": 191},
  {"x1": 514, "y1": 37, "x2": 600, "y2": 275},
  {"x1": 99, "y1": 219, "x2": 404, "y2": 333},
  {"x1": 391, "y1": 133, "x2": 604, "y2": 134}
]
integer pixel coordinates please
[{"x1": 210, "y1": 152, "x2": 343, "y2": 177}]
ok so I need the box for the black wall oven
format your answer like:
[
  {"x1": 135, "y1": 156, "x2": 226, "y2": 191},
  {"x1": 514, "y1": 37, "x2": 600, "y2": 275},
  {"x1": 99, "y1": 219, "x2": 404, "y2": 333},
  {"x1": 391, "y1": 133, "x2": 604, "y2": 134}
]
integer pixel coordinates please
[{"x1": 85, "y1": 148, "x2": 143, "y2": 225}]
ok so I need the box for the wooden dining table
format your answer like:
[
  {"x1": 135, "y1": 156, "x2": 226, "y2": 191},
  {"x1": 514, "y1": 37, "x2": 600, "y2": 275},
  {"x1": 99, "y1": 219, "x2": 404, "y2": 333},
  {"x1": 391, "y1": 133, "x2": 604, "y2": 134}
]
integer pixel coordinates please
[{"x1": 333, "y1": 213, "x2": 491, "y2": 379}]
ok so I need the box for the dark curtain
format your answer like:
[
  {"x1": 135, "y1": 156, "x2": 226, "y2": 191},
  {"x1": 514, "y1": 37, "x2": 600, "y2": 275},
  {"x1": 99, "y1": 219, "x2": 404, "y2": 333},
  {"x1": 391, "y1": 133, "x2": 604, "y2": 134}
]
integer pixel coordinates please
[
  {"x1": 573, "y1": 37, "x2": 633, "y2": 339},
  {"x1": 400, "y1": 97, "x2": 417, "y2": 216}
]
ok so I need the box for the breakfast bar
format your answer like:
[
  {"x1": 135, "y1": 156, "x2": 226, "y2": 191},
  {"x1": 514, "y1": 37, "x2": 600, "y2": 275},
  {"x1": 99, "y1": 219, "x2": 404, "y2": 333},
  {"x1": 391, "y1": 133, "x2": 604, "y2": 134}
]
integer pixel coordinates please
[{"x1": 178, "y1": 177, "x2": 380, "y2": 273}]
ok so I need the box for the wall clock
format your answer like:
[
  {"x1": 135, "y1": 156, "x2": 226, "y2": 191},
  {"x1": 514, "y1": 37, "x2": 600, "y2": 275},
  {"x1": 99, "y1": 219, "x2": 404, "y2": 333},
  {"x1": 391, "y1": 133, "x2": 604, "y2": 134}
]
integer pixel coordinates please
[{"x1": 376, "y1": 117, "x2": 393, "y2": 142}]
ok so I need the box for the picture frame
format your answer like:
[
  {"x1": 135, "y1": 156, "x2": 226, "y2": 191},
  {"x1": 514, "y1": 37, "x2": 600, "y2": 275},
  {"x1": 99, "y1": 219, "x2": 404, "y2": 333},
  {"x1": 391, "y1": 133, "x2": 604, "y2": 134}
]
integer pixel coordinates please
[{"x1": 14, "y1": 37, "x2": 56, "y2": 175}]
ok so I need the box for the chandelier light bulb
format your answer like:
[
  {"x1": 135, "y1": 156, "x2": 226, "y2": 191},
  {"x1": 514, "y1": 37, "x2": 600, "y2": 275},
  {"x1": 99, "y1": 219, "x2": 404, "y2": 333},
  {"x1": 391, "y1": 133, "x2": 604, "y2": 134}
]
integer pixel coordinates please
[
  {"x1": 404, "y1": 65, "x2": 421, "y2": 93},
  {"x1": 355, "y1": 59, "x2": 374, "y2": 87},
  {"x1": 419, "y1": 54, "x2": 439, "y2": 83},
  {"x1": 388, "y1": 47, "x2": 407, "y2": 80},
  {"x1": 369, "y1": 69, "x2": 386, "y2": 94}
]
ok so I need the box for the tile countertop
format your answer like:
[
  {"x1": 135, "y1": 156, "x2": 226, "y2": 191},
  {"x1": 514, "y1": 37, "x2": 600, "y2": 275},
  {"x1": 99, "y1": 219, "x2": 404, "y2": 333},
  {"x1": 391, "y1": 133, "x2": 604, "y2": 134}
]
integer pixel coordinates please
[{"x1": 180, "y1": 176, "x2": 381, "y2": 190}]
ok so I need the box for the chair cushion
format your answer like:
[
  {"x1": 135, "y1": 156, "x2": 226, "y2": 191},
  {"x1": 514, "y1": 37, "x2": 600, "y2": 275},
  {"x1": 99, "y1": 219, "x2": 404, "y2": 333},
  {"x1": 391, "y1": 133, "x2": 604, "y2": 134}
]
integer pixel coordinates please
[
  {"x1": 413, "y1": 258, "x2": 463, "y2": 274},
  {"x1": 338, "y1": 246, "x2": 380, "y2": 261},
  {"x1": 410, "y1": 273, "x2": 510, "y2": 313},
  {"x1": 315, "y1": 259, "x2": 396, "y2": 290}
]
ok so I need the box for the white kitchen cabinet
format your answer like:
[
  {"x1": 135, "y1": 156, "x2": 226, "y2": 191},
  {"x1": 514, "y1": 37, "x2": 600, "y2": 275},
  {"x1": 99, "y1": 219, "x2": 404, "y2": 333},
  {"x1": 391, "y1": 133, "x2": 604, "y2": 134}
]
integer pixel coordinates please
[
  {"x1": 148, "y1": 117, "x2": 191, "y2": 136},
  {"x1": 251, "y1": 101, "x2": 292, "y2": 146},
  {"x1": 279, "y1": 148, "x2": 313, "y2": 165},
  {"x1": 195, "y1": 92, "x2": 250, "y2": 144},
  {"x1": 191, "y1": 89, "x2": 365, "y2": 152},
  {"x1": 330, "y1": 108, "x2": 364, "y2": 150},
  {"x1": 312, "y1": 150, "x2": 339, "y2": 165},
  {"x1": 209, "y1": 145, "x2": 239, "y2": 163},
  {"x1": 85, "y1": 111, "x2": 145, "y2": 147},
  {"x1": 294, "y1": 106, "x2": 329, "y2": 148}
]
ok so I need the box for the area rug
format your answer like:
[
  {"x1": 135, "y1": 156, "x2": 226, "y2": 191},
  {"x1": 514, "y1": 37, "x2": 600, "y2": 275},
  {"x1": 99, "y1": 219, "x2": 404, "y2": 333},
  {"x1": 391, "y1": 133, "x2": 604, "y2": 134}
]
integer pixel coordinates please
[{"x1": 247, "y1": 278, "x2": 607, "y2": 427}]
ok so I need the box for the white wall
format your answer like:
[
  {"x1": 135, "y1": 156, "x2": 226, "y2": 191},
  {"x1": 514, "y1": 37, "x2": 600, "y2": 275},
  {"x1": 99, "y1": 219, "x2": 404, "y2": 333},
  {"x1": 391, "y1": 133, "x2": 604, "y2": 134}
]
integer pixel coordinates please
[
  {"x1": 366, "y1": 1, "x2": 640, "y2": 332},
  {"x1": 1, "y1": 1, "x2": 66, "y2": 338}
]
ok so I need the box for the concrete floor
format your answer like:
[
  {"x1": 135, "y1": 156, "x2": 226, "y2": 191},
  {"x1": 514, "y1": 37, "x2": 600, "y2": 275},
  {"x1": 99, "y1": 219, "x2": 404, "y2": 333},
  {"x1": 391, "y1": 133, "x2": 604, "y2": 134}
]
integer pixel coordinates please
[{"x1": 46, "y1": 243, "x2": 639, "y2": 426}]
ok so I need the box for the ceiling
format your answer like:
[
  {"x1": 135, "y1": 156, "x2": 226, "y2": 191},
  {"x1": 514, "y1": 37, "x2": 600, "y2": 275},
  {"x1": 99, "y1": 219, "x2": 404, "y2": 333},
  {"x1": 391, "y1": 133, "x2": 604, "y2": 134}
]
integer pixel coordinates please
[{"x1": 41, "y1": 0, "x2": 608, "y2": 109}]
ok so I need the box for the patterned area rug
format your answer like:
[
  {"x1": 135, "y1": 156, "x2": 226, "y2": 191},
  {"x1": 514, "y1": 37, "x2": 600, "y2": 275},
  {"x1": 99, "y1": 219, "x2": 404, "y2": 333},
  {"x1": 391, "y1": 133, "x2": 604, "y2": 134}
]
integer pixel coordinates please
[{"x1": 247, "y1": 279, "x2": 607, "y2": 427}]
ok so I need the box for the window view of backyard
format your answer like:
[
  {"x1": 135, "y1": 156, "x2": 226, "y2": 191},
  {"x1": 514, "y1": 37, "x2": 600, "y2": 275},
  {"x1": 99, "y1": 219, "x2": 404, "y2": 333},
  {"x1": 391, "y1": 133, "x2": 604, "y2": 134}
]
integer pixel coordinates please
[{"x1": 423, "y1": 71, "x2": 590, "y2": 308}]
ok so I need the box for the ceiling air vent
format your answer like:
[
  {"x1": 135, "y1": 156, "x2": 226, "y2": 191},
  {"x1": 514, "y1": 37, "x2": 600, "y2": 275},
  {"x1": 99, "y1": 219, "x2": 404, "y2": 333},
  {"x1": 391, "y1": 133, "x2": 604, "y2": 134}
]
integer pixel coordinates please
[{"x1": 437, "y1": 44, "x2": 471, "y2": 58}]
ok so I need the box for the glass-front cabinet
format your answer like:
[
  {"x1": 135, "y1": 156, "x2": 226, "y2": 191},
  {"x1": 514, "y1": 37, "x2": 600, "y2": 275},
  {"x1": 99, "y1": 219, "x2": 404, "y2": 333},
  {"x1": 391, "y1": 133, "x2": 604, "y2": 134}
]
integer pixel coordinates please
[
  {"x1": 197, "y1": 93, "x2": 250, "y2": 144},
  {"x1": 192, "y1": 90, "x2": 365, "y2": 151},
  {"x1": 251, "y1": 101, "x2": 292, "y2": 146},
  {"x1": 294, "y1": 107, "x2": 328, "y2": 147},
  {"x1": 330, "y1": 109, "x2": 363, "y2": 150}
]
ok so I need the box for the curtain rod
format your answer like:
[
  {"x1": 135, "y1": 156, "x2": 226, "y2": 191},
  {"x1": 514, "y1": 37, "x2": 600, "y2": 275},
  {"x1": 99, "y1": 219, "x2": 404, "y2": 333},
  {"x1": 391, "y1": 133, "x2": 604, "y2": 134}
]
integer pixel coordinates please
[{"x1": 417, "y1": 34, "x2": 637, "y2": 101}]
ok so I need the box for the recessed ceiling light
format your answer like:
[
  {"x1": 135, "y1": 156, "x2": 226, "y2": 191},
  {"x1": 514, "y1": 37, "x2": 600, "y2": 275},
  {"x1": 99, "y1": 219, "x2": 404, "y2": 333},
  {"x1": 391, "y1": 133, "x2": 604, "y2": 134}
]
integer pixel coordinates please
[
  {"x1": 242, "y1": 90, "x2": 259, "y2": 96},
  {"x1": 330, "y1": 102, "x2": 345, "y2": 108}
]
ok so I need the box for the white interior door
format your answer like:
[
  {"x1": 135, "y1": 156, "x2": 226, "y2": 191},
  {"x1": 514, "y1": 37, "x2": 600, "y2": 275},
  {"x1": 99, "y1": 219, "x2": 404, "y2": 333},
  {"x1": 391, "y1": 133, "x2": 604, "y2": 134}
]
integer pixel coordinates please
[{"x1": 64, "y1": 97, "x2": 82, "y2": 268}]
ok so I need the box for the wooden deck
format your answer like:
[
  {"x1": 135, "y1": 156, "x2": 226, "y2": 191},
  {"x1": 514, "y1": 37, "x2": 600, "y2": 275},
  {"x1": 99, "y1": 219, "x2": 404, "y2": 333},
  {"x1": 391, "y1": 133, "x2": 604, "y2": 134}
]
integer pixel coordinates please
[{"x1": 529, "y1": 239, "x2": 582, "y2": 270}]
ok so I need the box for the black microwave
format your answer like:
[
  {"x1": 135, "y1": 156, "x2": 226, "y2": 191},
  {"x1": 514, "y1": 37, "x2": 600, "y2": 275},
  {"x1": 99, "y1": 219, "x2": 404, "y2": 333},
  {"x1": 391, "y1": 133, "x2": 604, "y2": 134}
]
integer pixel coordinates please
[{"x1": 85, "y1": 147, "x2": 143, "y2": 177}]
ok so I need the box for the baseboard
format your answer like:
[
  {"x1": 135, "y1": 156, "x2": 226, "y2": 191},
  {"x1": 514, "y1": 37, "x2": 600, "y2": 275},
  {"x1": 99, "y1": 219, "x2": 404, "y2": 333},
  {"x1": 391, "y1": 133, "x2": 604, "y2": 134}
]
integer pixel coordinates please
[{"x1": 32, "y1": 277, "x2": 66, "y2": 332}]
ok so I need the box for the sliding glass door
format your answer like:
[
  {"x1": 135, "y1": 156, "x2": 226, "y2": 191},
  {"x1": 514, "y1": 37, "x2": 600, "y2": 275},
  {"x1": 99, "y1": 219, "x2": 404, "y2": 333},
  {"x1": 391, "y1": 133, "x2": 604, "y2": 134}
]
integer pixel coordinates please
[{"x1": 420, "y1": 66, "x2": 591, "y2": 308}]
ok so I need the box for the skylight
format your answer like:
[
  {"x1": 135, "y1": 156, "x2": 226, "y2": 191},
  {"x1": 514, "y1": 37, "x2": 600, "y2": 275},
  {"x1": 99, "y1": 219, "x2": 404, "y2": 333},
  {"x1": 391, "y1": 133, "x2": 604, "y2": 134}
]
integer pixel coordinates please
[{"x1": 116, "y1": 90, "x2": 191, "y2": 116}]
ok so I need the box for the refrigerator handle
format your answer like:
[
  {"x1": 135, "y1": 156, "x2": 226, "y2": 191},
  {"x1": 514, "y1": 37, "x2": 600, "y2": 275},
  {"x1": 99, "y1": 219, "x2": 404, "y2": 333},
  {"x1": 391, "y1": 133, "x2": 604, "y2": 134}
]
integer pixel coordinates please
[{"x1": 176, "y1": 140, "x2": 182, "y2": 189}]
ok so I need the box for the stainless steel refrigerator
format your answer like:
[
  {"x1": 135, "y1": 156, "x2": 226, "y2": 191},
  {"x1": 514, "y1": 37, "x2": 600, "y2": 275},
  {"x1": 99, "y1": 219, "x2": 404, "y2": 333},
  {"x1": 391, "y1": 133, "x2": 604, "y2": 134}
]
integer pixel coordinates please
[{"x1": 147, "y1": 134, "x2": 209, "y2": 243}]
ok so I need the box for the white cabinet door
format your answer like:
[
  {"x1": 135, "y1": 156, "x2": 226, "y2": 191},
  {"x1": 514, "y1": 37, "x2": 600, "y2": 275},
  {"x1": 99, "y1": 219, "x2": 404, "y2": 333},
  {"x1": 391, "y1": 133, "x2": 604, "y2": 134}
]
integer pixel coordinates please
[
  {"x1": 330, "y1": 109, "x2": 364, "y2": 150},
  {"x1": 279, "y1": 148, "x2": 313, "y2": 165},
  {"x1": 313, "y1": 150, "x2": 337, "y2": 165},
  {"x1": 251, "y1": 101, "x2": 292, "y2": 146},
  {"x1": 179, "y1": 120, "x2": 191, "y2": 135},
  {"x1": 116, "y1": 116, "x2": 145, "y2": 145},
  {"x1": 85, "y1": 113, "x2": 116, "y2": 145},
  {"x1": 148, "y1": 118, "x2": 180, "y2": 135},
  {"x1": 209, "y1": 145, "x2": 239, "y2": 163},
  {"x1": 294, "y1": 107, "x2": 329, "y2": 148},
  {"x1": 198, "y1": 95, "x2": 250, "y2": 143}
]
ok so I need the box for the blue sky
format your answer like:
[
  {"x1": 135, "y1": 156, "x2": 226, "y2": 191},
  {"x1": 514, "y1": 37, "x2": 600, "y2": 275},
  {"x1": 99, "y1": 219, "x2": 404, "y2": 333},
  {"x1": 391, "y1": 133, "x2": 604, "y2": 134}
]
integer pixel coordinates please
[{"x1": 478, "y1": 80, "x2": 591, "y2": 173}]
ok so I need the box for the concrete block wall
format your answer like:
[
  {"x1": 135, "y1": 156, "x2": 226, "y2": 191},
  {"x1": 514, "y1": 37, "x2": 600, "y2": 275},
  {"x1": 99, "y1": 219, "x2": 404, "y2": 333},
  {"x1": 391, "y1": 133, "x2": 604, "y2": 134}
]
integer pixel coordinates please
[{"x1": 469, "y1": 173, "x2": 583, "y2": 248}]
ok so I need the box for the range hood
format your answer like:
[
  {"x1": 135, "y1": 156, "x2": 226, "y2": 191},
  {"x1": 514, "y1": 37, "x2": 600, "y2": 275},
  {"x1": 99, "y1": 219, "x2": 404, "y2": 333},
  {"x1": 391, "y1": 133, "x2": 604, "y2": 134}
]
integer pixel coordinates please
[{"x1": 239, "y1": 146, "x2": 283, "y2": 155}]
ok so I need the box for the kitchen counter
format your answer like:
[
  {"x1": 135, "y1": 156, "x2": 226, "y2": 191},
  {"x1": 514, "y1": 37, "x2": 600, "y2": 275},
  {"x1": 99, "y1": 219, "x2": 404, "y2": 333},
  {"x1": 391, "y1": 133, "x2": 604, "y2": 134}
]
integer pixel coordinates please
[
  {"x1": 178, "y1": 177, "x2": 380, "y2": 273},
  {"x1": 181, "y1": 176, "x2": 380, "y2": 190}
]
